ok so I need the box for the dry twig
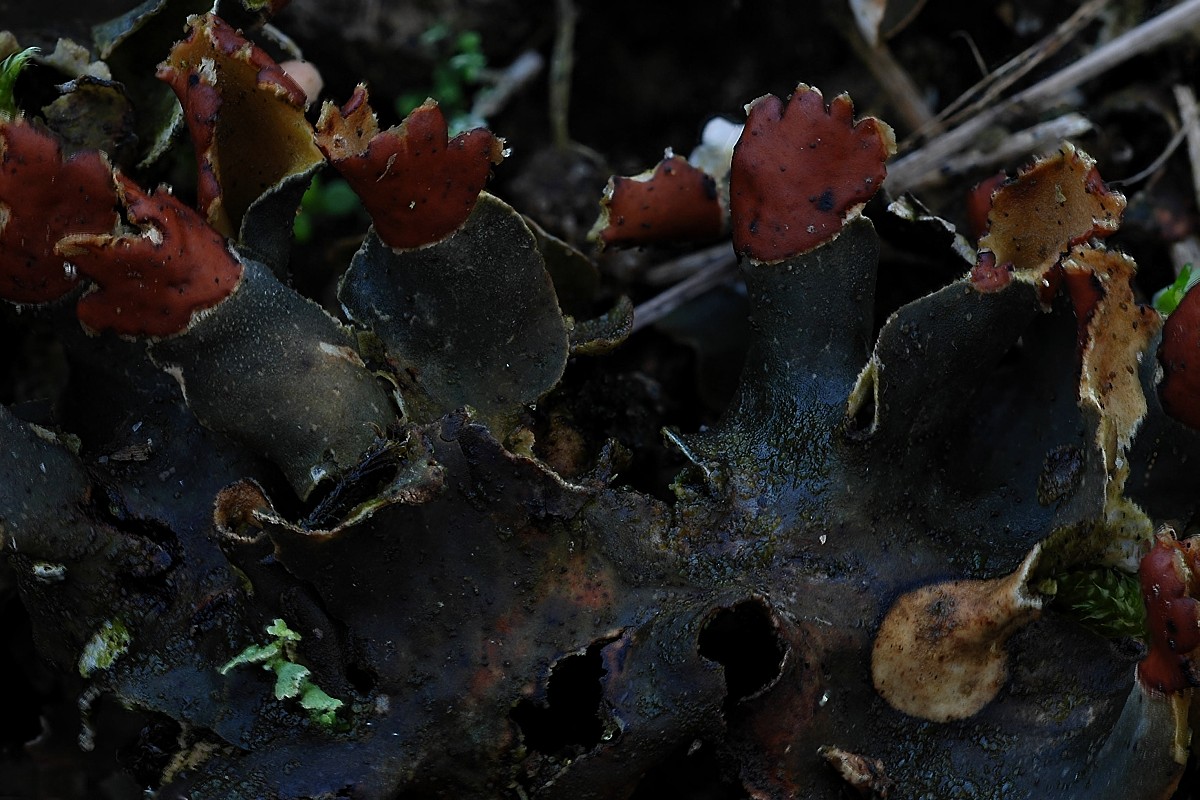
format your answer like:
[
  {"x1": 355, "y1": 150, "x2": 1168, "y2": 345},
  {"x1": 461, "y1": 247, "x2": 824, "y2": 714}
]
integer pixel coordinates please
[
  {"x1": 908, "y1": 0, "x2": 1108, "y2": 146},
  {"x1": 846, "y1": 33, "x2": 936, "y2": 134},
  {"x1": 633, "y1": 246, "x2": 737, "y2": 332},
  {"x1": 550, "y1": 0, "x2": 578, "y2": 148},
  {"x1": 889, "y1": 0, "x2": 1200, "y2": 193},
  {"x1": 937, "y1": 113, "x2": 1093, "y2": 178},
  {"x1": 1173, "y1": 84, "x2": 1200, "y2": 213},
  {"x1": 471, "y1": 51, "x2": 544, "y2": 121},
  {"x1": 643, "y1": 243, "x2": 737, "y2": 286}
]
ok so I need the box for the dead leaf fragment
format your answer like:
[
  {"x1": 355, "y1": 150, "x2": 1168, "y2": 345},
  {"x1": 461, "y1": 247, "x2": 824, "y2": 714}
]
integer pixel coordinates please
[{"x1": 1062, "y1": 247, "x2": 1160, "y2": 468}]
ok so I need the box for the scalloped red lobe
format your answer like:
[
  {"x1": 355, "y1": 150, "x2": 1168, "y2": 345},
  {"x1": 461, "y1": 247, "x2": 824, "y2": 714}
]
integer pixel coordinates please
[
  {"x1": 1138, "y1": 534, "x2": 1200, "y2": 694},
  {"x1": 730, "y1": 85, "x2": 894, "y2": 262},
  {"x1": 1159, "y1": 282, "x2": 1200, "y2": 430},
  {"x1": 592, "y1": 154, "x2": 724, "y2": 248},
  {"x1": 56, "y1": 173, "x2": 243, "y2": 338},
  {"x1": 0, "y1": 119, "x2": 118, "y2": 304},
  {"x1": 316, "y1": 85, "x2": 505, "y2": 250}
]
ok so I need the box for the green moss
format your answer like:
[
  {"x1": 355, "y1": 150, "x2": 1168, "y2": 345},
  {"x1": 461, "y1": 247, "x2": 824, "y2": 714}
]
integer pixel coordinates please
[
  {"x1": 0, "y1": 46, "x2": 38, "y2": 118},
  {"x1": 78, "y1": 618, "x2": 132, "y2": 678},
  {"x1": 1050, "y1": 568, "x2": 1147, "y2": 640}
]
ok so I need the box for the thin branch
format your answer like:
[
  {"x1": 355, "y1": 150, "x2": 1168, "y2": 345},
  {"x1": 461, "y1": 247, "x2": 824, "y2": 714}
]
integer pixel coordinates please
[
  {"x1": 643, "y1": 242, "x2": 737, "y2": 286},
  {"x1": 950, "y1": 30, "x2": 989, "y2": 78},
  {"x1": 550, "y1": 0, "x2": 578, "y2": 148},
  {"x1": 632, "y1": 247, "x2": 738, "y2": 333},
  {"x1": 889, "y1": 0, "x2": 1200, "y2": 193},
  {"x1": 938, "y1": 113, "x2": 1093, "y2": 177},
  {"x1": 846, "y1": 33, "x2": 936, "y2": 133},
  {"x1": 471, "y1": 50, "x2": 544, "y2": 121},
  {"x1": 1109, "y1": 120, "x2": 1187, "y2": 187},
  {"x1": 909, "y1": 0, "x2": 1108, "y2": 146},
  {"x1": 1173, "y1": 84, "x2": 1200, "y2": 213}
]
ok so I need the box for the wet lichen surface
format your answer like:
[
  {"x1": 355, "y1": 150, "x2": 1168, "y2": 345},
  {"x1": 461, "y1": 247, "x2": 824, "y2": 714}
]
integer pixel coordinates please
[
  {"x1": 6, "y1": 3, "x2": 1200, "y2": 800},
  {"x1": 1, "y1": 218, "x2": 1185, "y2": 797}
]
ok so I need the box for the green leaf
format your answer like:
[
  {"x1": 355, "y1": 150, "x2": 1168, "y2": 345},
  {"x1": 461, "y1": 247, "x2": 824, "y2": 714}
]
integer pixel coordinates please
[
  {"x1": 449, "y1": 50, "x2": 486, "y2": 82},
  {"x1": 455, "y1": 31, "x2": 483, "y2": 55},
  {"x1": 395, "y1": 92, "x2": 427, "y2": 118},
  {"x1": 1153, "y1": 263, "x2": 1199, "y2": 315},
  {"x1": 219, "y1": 641, "x2": 281, "y2": 674},
  {"x1": 292, "y1": 211, "x2": 313, "y2": 244},
  {"x1": 273, "y1": 661, "x2": 310, "y2": 699},
  {"x1": 300, "y1": 176, "x2": 361, "y2": 217},
  {"x1": 266, "y1": 618, "x2": 302, "y2": 642},
  {"x1": 430, "y1": 67, "x2": 465, "y2": 110},
  {"x1": 299, "y1": 683, "x2": 343, "y2": 712},
  {"x1": 0, "y1": 47, "x2": 38, "y2": 118},
  {"x1": 419, "y1": 23, "x2": 451, "y2": 46}
]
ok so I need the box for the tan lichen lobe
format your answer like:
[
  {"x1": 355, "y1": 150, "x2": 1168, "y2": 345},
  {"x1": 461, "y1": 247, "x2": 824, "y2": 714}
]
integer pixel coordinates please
[
  {"x1": 314, "y1": 83, "x2": 377, "y2": 161},
  {"x1": 1062, "y1": 246, "x2": 1161, "y2": 470},
  {"x1": 871, "y1": 545, "x2": 1042, "y2": 722},
  {"x1": 972, "y1": 143, "x2": 1125, "y2": 295}
]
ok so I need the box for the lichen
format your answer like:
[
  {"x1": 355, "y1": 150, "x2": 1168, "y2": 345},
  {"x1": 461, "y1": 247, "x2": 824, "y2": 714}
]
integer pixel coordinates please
[
  {"x1": 1, "y1": 6, "x2": 1198, "y2": 799},
  {"x1": 77, "y1": 618, "x2": 131, "y2": 678}
]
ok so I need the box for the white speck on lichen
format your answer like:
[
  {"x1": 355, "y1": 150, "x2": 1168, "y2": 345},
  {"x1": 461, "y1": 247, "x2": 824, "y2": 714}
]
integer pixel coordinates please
[
  {"x1": 197, "y1": 57, "x2": 217, "y2": 84},
  {"x1": 31, "y1": 561, "x2": 66, "y2": 582}
]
